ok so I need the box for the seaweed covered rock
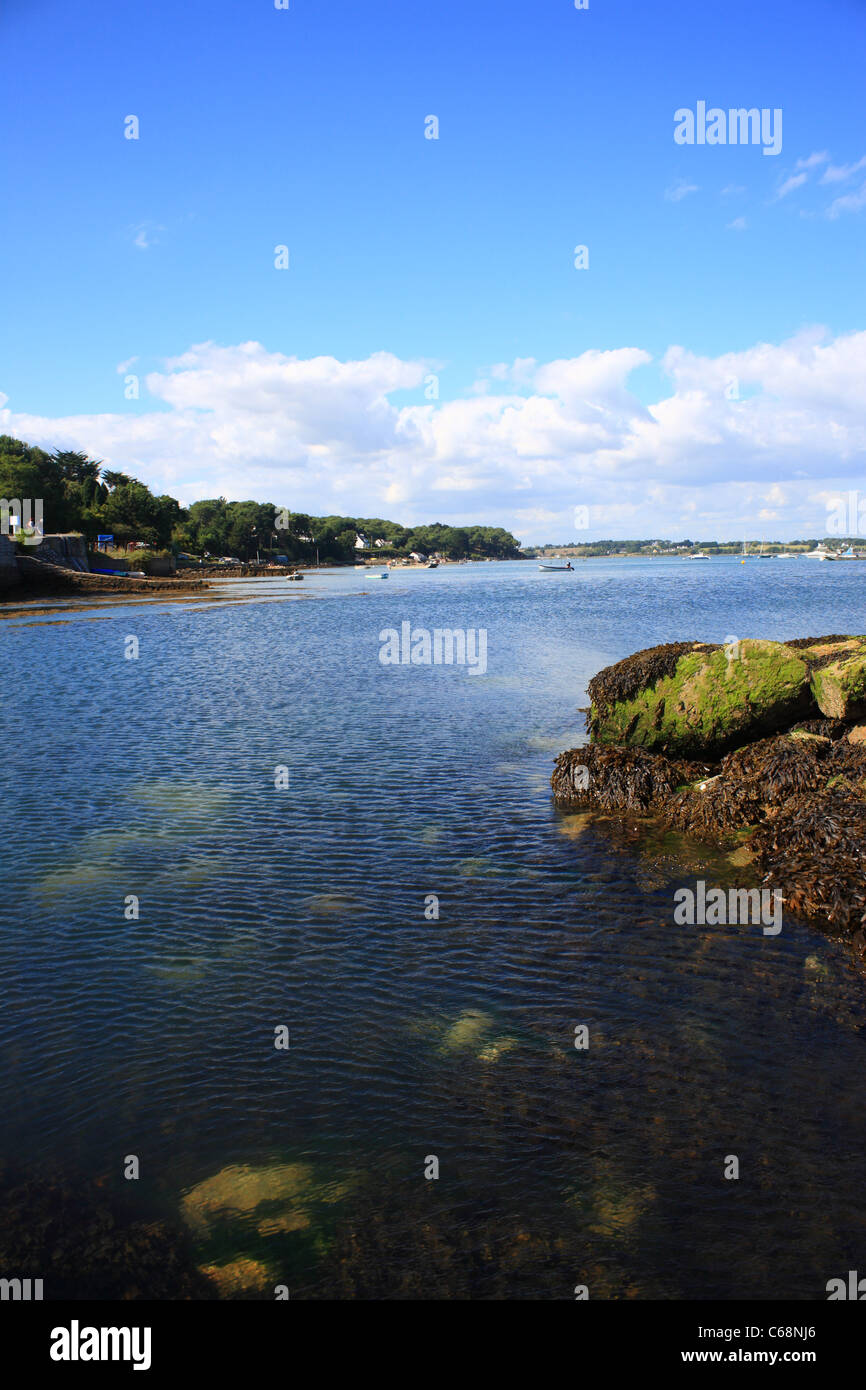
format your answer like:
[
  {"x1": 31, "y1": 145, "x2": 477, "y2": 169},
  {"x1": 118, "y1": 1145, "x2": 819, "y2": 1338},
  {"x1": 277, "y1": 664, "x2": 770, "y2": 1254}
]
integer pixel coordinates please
[
  {"x1": 587, "y1": 639, "x2": 814, "y2": 759},
  {"x1": 551, "y1": 744, "x2": 709, "y2": 813},
  {"x1": 721, "y1": 733, "x2": 829, "y2": 803},
  {"x1": 803, "y1": 637, "x2": 866, "y2": 720},
  {"x1": 663, "y1": 777, "x2": 762, "y2": 844},
  {"x1": 555, "y1": 636, "x2": 866, "y2": 943}
]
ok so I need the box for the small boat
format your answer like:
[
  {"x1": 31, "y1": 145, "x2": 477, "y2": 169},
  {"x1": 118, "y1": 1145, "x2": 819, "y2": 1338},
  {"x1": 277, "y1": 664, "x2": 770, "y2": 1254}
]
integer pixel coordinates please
[
  {"x1": 425, "y1": 560, "x2": 439, "y2": 569},
  {"x1": 286, "y1": 572, "x2": 304, "y2": 581},
  {"x1": 378, "y1": 571, "x2": 389, "y2": 579},
  {"x1": 539, "y1": 562, "x2": 574, "y2": 572},
  {"x1": 803, "y1": 545, "x2": 832, "y2": 561},
  {"x1": 687, "y1": 552, "x2": 710, "y2": 560}
]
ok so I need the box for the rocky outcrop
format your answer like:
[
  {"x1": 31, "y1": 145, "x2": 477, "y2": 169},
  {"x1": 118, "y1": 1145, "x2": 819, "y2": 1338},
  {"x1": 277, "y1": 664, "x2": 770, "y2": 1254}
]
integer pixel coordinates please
[
  {"x1": 554, "y1": 637, "x2": 866, "y2": 942},
  {"x1": 802, "y1": 638, "x2": 866, "y2": 719},
  {"x1": 587, "y1": 639, "x2": 817, "y2": 758}
]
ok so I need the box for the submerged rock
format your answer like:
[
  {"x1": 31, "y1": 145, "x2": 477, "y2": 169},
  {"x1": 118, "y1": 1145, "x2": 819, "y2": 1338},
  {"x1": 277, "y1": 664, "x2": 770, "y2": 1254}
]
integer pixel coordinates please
[
  {"x1": 180, "y1": 1162, "x2": 316, "y2": 1237},
  {"x1": 438, "y1": 1009, "x2": 494, "y2": 1054},
  {"x1": 198, "y1": 1256, "x2": 275, "y2": 1297},
  {"x1": 477, "y1": 1036, "x2": 519, "y2": 1063}
]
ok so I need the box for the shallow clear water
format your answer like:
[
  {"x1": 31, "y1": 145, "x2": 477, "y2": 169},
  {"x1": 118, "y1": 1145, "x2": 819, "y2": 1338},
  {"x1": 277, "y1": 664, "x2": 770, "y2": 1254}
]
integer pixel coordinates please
[{"x1": 2, "y1": 556, "x2": 865, "y2": 1298}]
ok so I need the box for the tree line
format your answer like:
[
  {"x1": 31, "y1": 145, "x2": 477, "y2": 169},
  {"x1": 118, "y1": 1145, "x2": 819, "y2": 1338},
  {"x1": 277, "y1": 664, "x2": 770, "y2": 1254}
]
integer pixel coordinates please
[{"x1": 0, "y1": 436, "x2": 521, "y2": 562}]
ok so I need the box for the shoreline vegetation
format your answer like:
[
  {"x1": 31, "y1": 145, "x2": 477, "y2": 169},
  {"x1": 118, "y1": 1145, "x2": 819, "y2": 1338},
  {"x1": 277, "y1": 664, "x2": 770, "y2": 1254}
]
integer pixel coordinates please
[
  {"x1": 0, "y1": 435, "x2": 521, "y2": 566},
  {"x1": 553, "y1": 637, "x2": 866, "y2": 963},
  {"x1": 0, "y1": 432, "x2": 522, "y2": 603}
]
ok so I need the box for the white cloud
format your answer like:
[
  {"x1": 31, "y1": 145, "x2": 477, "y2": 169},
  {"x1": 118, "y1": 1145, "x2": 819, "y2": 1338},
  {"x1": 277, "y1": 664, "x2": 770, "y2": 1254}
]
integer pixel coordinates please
[
  {"x1": 3, "y1": 331, "x2": 866, "y2": 541},
  {"x1": 665, "y1": 179, "x2": 699, "y2": 202},
  {"x1": 826, "y1": 181, "x2": 866, "y2": 218},
  {"x1": 821, "y1": 156, "x2": 866, "y2": 184},
  {"x1": 726, "y1": 217, "x2": 747, "y2": 230},
  {"x1": 795, "y1": 151, "x2": 829, "y2": 171},
  {"x1": 775, "y1": 172, "x2": 808, "y2": 199},
  {"x1": 131, "y1": 223, "x2": 164, "y2": 250}
]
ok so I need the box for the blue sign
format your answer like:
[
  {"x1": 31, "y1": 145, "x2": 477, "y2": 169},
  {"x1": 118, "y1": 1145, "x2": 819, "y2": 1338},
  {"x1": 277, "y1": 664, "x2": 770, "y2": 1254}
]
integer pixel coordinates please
[{"x1": 97, "y1": 534, "x2": 113, "y2": 547}]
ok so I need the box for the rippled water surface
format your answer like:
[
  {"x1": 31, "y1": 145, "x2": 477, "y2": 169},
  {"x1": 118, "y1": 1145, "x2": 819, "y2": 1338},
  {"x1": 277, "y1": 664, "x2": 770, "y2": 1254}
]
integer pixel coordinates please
[{"x1": 3, "y1": 557, "x2": 866, "y2": 1298}]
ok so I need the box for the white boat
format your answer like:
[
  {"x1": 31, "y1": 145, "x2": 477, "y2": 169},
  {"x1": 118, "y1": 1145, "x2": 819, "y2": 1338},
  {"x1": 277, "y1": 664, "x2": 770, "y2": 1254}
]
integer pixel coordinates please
[
  {"x1": 687, "y1": 552, "x2": 710, "y2": 560},
  {"x1": 538, "y1": 563, "x2": 574, "y2": 572},
  {"x1": 803, "y1": 544, "x2": 832, "y2": 560}
]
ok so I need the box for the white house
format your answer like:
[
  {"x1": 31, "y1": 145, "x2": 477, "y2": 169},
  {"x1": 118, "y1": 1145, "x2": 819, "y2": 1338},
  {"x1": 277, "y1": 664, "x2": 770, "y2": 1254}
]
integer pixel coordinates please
[{"x1": 354, "y1": 532, "x2": 370, "y2": 550}]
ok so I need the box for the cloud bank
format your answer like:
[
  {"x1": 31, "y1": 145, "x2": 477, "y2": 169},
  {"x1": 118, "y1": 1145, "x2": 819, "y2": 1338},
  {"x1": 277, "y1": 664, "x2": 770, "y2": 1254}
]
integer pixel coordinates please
[{"x1": 3, "y1": 330, "x2": 866, "y2": 541}]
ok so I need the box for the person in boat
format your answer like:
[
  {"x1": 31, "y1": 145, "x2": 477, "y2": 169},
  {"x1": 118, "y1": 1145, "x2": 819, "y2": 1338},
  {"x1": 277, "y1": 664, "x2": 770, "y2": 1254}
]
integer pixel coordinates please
[{"x1": 566, "y1": 561, "x2": 574, "y2": 571}]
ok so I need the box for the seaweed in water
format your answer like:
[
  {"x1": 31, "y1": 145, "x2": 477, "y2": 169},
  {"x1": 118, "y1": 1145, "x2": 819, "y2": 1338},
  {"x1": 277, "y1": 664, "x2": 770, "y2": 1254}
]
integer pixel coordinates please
[
  {"x1": 753, "y1": 790, "x2": 866, "y2": 932},
  {"x1": 0, "y1": 1167, "x2": 214, "y2": 1300}
]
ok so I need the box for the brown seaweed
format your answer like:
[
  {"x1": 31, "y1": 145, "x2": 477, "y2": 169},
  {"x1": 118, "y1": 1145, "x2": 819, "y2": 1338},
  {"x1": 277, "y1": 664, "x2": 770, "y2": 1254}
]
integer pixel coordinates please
[
  {"x1": 0, "y1": 1167, "x2": 214, "y2": 1300},
  {"x1": 552, "y1": 744, "x2": 710, "y2": 814}
]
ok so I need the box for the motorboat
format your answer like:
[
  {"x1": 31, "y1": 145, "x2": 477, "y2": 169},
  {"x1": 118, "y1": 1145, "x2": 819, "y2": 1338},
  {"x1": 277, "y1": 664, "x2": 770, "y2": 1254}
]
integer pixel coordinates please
[{"x1": 803, "y1": 545, "x2": 833, "y2": 561}]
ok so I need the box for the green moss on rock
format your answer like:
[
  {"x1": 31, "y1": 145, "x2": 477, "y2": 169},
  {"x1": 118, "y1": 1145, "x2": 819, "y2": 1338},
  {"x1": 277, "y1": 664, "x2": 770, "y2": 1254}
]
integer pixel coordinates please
[
  {"x1": 590, "y1": 639, "x2": 813, "y2": 758},
  {"x1": 806, "y1": 638, "x2": 866, "y2": 719}
]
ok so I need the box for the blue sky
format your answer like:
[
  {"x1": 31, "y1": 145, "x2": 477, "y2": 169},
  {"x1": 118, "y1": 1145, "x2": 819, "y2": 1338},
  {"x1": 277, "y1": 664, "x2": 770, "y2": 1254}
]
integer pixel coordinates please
[{"x1": 2, "y1": 0, "x2": 866, "y2": 540}]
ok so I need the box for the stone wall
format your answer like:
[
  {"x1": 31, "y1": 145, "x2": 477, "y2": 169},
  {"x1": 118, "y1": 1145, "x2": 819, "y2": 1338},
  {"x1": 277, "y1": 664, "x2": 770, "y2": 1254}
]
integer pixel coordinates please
[
  {"x1": 29, "y1": 534, "x2": 90, "y2": 571},
  {"x1": 0, "y1": 535, "x2": 20, "y2": 591}
]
